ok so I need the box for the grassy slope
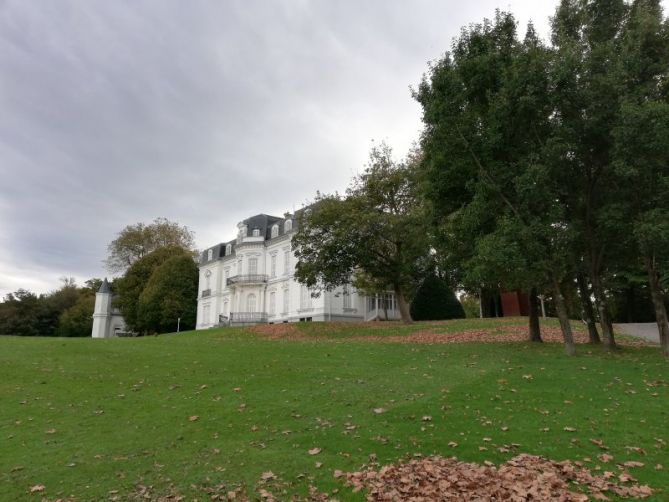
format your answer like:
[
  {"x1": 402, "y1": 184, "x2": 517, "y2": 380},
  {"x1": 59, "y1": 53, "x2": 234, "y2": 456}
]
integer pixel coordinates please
[{"x1": 0, "y1": 318, "x2": 667, "y2": 500}]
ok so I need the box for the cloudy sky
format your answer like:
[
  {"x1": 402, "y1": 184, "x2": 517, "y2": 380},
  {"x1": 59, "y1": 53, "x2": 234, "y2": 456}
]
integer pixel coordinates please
[{"x1": 0, "y1": 0, "x2": 565, "y2": 296}]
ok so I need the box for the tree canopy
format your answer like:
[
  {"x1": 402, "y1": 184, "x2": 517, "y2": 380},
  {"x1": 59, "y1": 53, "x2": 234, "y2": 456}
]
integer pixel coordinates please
[
  {"x1": 293, "y1": 143, "x2": 430, "y2": 322},
  {"x1": 105, "y1": 217, "x2": 196, "y2": 273}
]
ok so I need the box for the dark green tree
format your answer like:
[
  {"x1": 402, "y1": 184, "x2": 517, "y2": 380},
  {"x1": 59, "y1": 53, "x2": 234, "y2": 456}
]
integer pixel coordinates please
[
  {"x1": 410, "y1": 275, "x2": 465, "y2": 321},
  {"x1": 56, "y1": 293, "x2": 95, "y2": 337},
  {"x1": 115, "y1": 246, "x2": 192, "y2": 333},
  {"x1": 137, "y1": 254, "x2": 198, "y2": 334},
  {"x1": 293, "y1": 144, "x2": 430, "y2": 322},
  {"x1": 415, "y1": 13, "x2": 579, "y2": 353}
]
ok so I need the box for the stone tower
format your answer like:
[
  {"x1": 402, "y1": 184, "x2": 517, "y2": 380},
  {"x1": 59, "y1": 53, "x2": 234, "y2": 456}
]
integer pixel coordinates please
[{"x1": 91, "y1": 278, "x2": 112, "y2": 338}]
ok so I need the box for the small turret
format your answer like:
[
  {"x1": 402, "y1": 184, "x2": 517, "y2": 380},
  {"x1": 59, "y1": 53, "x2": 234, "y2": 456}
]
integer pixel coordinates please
[{"x1": 91, "y1": 278, "x2": 112, "y2": 338}]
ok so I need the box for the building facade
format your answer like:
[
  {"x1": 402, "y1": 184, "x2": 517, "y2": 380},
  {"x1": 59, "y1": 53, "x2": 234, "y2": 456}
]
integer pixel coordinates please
[{"x1": 196, "y1": 212, "x2": 400, "y2": 328}]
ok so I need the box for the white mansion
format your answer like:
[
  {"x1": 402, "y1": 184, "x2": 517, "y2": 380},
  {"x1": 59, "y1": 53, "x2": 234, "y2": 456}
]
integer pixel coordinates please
[{"x1": 196, "y1": 212, "x2": 400, "y2": 328}]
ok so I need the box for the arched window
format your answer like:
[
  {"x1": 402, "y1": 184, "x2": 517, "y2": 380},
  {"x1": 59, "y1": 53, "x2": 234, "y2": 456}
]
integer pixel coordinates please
[
  {"x1": 226, "y1": 244, "x2": 232, "y2": 255},
  {"x1": 271, "y1": 224, "x2": 279, "y2": 238},
  {"x1": 284, "y1": 219, "x2": 292, "y2": 232},
  {"x1": 252, "y1": 228, "x2": 260, "y2": 237},
  {"x1": 247, "y1": 294, "x2": 256, "y2": 313},
  {"x1": 205, "y1": 269, "x2": 212, "y2": 290}
]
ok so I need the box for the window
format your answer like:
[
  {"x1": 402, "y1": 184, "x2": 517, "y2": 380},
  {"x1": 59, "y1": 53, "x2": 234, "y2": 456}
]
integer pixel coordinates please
[
  {"x1": 252, "y1": 228, "x2": 260, "y2": 237},
  {"x1": 269, "y1": 292, "x2": 276, "y2": 315},
  {"x1": 205, "y1": 270, "x2": 212, "y2": 290},
  {"x1": 226, "y1": 244, "x2": 232, "y2": 255},
  {"x1": 282, "y1": 288, "x2": 289, "y2": 313},
  {"x1": 241, "y1": 226, "x2": 248, "y2": 237},
  {"x1": 202, "y1": 304, "x2": 210, "y2": 325},
  {"x1": 248, "y1": 257, "x2": 258, "y2": 275},
  {"x1": 224, "y1": 268, "x2": 230, "y2": 283},
  {"x1": 223, "y1": 301, "x2": 229, "y2": 315},
  {"x1": 270, "y1": 254, "x2": 277, "y2": 278},
  {"x1": 343, "y1": 286, "x2": 351, "y2": 309},
  {"x1": 237, "y1": 259, "x2": 242, "y2": 274},
  {"x1": 247, "y1": 294, "x2": 256, "y2": 313},
  {"x1": 283, "y1": 250, "x2": 290, "y2": 275},
  {"x1": 284, "y1": 219, "x2": 292, "y2": 232},
  {"x1": 271, "y1": 224, "x2": 279, "y2": 238},
  {"x1": 207, "y1": 249, "x2": 213, "y2": 261},
  {"x1": 300, "y1": 285, "x2": 312, "y2": 309}
]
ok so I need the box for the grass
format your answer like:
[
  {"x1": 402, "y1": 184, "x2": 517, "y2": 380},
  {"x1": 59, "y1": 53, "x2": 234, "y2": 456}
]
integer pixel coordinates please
[{"x1": 0, "y1": 318, "x2": 667, "y2": 500}]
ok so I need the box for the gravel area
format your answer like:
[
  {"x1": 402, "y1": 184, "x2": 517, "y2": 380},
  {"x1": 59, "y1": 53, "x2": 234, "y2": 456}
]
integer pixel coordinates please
[{"x1": 615, "y1": 323, "x2": 660, "y2": 343}]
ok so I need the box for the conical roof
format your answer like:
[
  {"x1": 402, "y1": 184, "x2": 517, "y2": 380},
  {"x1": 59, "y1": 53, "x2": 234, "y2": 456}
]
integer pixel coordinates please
[{"x1": 98, "y1": 277, "x2": 110, "y2": 294}]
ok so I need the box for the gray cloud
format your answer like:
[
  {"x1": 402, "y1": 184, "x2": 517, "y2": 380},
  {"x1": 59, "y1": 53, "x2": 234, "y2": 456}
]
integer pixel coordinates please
[{"x1": 0, "y1": 0, "x2": 571, "y2": 295}]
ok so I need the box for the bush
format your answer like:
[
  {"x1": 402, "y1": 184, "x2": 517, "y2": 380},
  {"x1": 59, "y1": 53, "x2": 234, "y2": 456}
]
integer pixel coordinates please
[{"x1": 410, "y1": 275, "x2": 465, "y2": 321}]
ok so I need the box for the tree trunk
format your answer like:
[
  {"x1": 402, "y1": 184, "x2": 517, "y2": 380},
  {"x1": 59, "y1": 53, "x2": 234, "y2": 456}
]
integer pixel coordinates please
[
  {"x1": 553, "y1": 278, "x2": 576, "y2": 356},
  {"x1": 590, "y1": 268, "x2": 616, "y2": 350},
  {"x1": 394, "y1": 286, "x2": 413, "y2": 324},
  {"x1": 644, "y1": 256, "x2": 669, "y2": 357},
  {"x1": 528, "y1": 287, "x2": 542, "y2": 342},
  {"x1": 576, "y1": 272, "x2": 601, "y2": 344}
]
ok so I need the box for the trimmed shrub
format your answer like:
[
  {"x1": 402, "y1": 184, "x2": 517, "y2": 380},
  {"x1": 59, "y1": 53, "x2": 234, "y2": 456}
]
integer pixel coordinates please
[{"x1": 410, "y1": 275, "x2": 465, "y2": 321}]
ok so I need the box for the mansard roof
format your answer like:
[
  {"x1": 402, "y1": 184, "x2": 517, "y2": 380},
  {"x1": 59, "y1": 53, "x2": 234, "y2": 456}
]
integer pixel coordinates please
[{"x1": 199, "y1": 211, "x2": 299, "y2": 265}]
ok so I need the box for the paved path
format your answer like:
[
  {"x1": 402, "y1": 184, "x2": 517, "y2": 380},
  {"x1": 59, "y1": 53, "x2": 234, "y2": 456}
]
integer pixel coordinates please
[{"x1": 614, "y1": 322, "x2": 660, "y2": 343}]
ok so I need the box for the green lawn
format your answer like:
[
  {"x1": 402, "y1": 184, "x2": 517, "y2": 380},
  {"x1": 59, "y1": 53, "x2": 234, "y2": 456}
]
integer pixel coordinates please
[{"x1": 0, "y1": 318, "x2": 667, "y2": 500}]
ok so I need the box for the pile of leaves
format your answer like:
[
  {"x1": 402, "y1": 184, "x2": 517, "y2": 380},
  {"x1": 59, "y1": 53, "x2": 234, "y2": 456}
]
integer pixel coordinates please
[{"x1": 342, "y1": 453, "x2": 654, "y2": 501}]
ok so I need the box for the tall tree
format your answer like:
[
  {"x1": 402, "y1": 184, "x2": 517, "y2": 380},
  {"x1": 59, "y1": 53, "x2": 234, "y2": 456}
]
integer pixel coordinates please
[
  {"x1": 416, "y1": 13, "x2": 578, "y2": 353},
  {"x1": 105, "y1": 217, "x2": 196, "y2": 273},
  {"x1": 137, "y1": 254, "x2": 198, "y2": 334},
  {"x1": 115, "y1": 246, "x2": 192, "y2": 333},
  {"x1": 293, "y1": 144, "x2": 430, "y2": 323}
]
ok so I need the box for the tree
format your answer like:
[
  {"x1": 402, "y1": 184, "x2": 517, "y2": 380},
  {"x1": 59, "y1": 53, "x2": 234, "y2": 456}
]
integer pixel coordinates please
[
  {"x1": 293, "y1": 144, "x2": 430, "y2": 323},
  {"x1": 115, "y1": 246, "x2": 192, "y2": 333},
  {"x1": 415, "y1": 12, "x2": 579, "y2": 354},
  {"x1": 0, "y1": 289, "x2": 41, "y2": 336},
  {"x1": 410, "y1": 275, "x2": 465, "y2": 321},
  {"x1": 137, "y1": 254, "x2": 198, "y2": 334},
  {"x1": 105, "y1": 217, "x2": 196, "y2": 273},
  {"x1": 56, "y1": 293, "x2": 95, "y2": 337}
]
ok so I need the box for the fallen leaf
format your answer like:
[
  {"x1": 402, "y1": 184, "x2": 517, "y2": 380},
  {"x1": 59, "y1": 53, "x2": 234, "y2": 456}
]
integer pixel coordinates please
[
  {"x1": 29, "y1": 485, "x2": 45, "y2": 493},
  {"x1": 372, "y1": 408, "x2": 385, "y2": 414},
  {"x1": 188, "y1": 415, "x2": 199, "y2": 422},
  {"x1": 308, "y1": 447, "x2": 322, "y2": 455}
]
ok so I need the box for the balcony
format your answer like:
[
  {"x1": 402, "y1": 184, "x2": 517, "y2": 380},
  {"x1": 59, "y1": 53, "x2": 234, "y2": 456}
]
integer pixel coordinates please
[
  {"x1": 228, "y1": 311, "x2": 268, "y2": 326},
  {"x1": 226, "y1": 274, "x2": 268, "y2": 286},
  {"x1": 201, "y1": 289, "x2": 211, "y2": 298}
]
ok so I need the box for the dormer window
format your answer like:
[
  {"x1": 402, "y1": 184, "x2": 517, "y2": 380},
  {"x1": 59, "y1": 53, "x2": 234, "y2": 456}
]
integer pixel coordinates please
[
  {"x1": 207, "y1": 249, "x2": 213, "y2": 261},
  {"x1": 252, "y1": 228, "x2": 260, "y2": 237},
  {"x1": 284, "y1": 219, "x2": 293, "y2": 232},
  {"x1": 226, "y1": 243, "x2": 232, "y2": 255},
  {"x1": 240, "y1": 225, "x2": 248, "y2": 237},
  {"x1": 271, "y1": 224, "x2": 279, "y2": 238}
]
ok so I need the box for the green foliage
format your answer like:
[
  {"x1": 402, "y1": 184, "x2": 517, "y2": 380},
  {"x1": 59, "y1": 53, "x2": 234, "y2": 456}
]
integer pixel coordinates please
[
  {"x1": 56, "y1": 293, "x2": 95, "y2": 337},
  {"x1": 293, "y1": 143, "x2": 431, "y2": 322},
  {"x1": 137, "y1": 254, "x2": 198, "y2": 334},
  {"x1": 410, "y1": 275, "x2": 465, "y2": 321},
  {"x1": 106, "y1": 217, "x2": 196, "y2": 273},
  {"x1": 0, "y1": 280, "x2": 86, "y2": 337},
  {"x1": 459, "y1": 293, "x2": 481, "y2": 319},
  {"x1": 115, "y1": 246, "x2": 191, "y2": 333}
]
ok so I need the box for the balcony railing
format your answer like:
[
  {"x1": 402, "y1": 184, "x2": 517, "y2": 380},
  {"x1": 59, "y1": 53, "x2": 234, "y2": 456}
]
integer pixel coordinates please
[
  {"x1": 226, "y1": 274, "x2": 268, "y2": 286},
  {"x1": 201, "y1": 289, "x2": 211, "y2": 298},
  {"x1": 228, "y1": 312, "x2": 268, "y2": 325}
]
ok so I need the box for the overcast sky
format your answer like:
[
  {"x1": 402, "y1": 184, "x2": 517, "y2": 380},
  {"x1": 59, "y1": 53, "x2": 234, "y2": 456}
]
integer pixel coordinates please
[{"x1": 0, "y1": 0, "x2": 573, "y2": 296}]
